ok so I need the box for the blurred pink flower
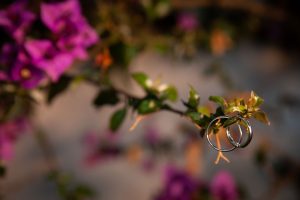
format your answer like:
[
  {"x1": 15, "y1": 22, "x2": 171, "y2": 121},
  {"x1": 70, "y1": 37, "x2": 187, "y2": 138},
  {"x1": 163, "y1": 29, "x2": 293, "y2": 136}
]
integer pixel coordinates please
[
  {"x1": 10, "y1": 50, "x2": 45, "y2": 89},
  {"x1": 0, "y1": 71, "x2": 8, "y2": 81},
  {"x1": 41, "y1": 0, "x2": 99, "y2": 60},
  {"x1": 155, "y1": 166, "x2": 202, "y2": 200},
  {"x1": 144, "y1": 126, "x2": 160, "y2": 146},
  {"x1": 25, "y1": 39, "x2": 74, "y2": 81},
  {"x1": 0, "y1": 118, "x2": 30, "y2": 161},
  {"x1": 177, "y1": 12, "x2": 199, "y2": 31},
  {"x1": 0, "y1": 43, "x2": 46, "y2": 89},
  {"x1": 0, "y1": 2, "x2": 35, "y2": 42},
  {"x1": 210, "y1": 171, "x2": 239, "y2": 200},
  {"x1": 0, "y1": 137, "x2": 13, "y2": 161},
  {"x1": 83, "y1": 131, "x2": 122, "y2": 166}
]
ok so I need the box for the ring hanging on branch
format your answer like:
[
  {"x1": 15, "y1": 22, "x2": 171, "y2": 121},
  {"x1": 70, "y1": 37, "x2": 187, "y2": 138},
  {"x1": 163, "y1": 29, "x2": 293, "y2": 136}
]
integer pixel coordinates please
[
  {"x1": 206, "y1": 115, "x2": 253, "y2": 152},
  {"x1": 92, "y1": 72, "x2": 270, "y2": 160}
]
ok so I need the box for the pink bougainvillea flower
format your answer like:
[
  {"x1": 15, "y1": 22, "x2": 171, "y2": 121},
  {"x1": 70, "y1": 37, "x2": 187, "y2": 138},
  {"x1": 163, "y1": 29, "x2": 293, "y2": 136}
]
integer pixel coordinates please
[
  {"x1": 25, "y1": 39, "x2": 74, "y2": 81},
  {"x1": 177, "y1": 12, "x2": 199, "y2": 31},
  {"x1": 0, "y1": 118, "x2": 30, "y2": 161},
  {"x1": 155, "y1": 166, "x2": 202, "y2": 200},
  {"x1": 41, "y1": 0, "x2": 99, "y2": 60},
  {"x1": 0, "y1": 2, "x2": 35, "y2": 42},
  {"x1": 0, "y1": 71, "x2": 8, "y2": 81},
  {"x1": 0, "y1": 43, "x2": 45, "y2": 89},
  {"x1": 10, "y1": 51, "x2": 45, "y2": 89},
  {"x1": 0, "y1": 137, "x2": 13, "y2": 161},
  {"x1": 144, "y1": 126, "x2": 160, "y2": 146},
  {"x1": 210, "y1": 171, "x2": 239, "y2": 200},
  {"x1": 83, "y1": 131, "x2": 122, "y2": 166}
]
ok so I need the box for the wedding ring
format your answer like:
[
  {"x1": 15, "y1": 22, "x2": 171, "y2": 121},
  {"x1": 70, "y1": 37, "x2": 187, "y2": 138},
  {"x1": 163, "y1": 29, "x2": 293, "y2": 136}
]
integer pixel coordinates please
[
  {"x1": 226, "y1": 116, "x2": 253, "y2": 148},
  {"x1": 206, "y1": 116, "x2": 243, "y2": 152}
]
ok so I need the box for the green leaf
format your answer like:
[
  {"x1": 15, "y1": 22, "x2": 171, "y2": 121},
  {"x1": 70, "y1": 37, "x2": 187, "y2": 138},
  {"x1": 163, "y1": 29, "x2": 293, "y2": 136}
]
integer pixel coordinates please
[
  {"x1": 160, "y1": 86, "x2": 178, "y2": 102},
  {"x1": 253, "y1": 111, "x2": 270, "y2": 125},
  {"x1": 110, "y1": 108, "x2": 127, "y2": 131},
  {"x1": 223, "y1": 117, "x2": 238, "y2": 127},
  {"x1": 198, "y1": 116, "x2": 211, "y2": 127},
  {"x1": 248, "y1": 91, "x2": 264, "y2": 107},
  {"x1": 197, "y1": 106, "x2": 210, "y2": 116},
  {"x1": 109, "y1": 41, "x2": 138, "y2": 66},
  {"x1": 93, "y1": 89, "x2": 119, "y2": 107},
  {"x1": 132, "y1": 72, "x2": 151, "y2": 89},
  {"x1": 186, "y1": 111, "x2": 201, "y2": 123},
  {"x1": 47, "y1": 75, "x2": 72, "y2": 104},
  {"x1": 187, "y1": 86, "x2": 200, "y2": 109},
  {"x1": 137, "y1": 99, "x2": 160, "y2": 114},
  {"x1": 209, "y1": 96, "x2": 227, "y2": 107},
  {"x1": 225, "y1": 106, "x2": 243, "y2": 113},
  {"x1": 74, "y1": 185, "x2": 94, "y2": 198}
]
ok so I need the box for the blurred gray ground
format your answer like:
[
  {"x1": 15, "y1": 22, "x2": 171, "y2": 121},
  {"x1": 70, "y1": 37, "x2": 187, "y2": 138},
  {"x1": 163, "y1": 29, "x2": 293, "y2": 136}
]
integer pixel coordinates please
[{"x1": 1, "y1": 42, "x2": 300, "y2": 200}]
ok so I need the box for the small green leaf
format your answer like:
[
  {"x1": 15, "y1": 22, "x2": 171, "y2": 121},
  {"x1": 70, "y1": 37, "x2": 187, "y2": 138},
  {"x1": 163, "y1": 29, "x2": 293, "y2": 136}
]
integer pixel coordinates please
[
  {"x1": 137, "y1": 99, "x2": 160, "y2": 114},
  {"x1": 198, "y1": 116, "x2": 211, "y2": 127},
  {"x1": 132, "y1": 72, "x2": 151, "y2": 89},
  {"x1": 47, "y1": 75, "x2": 72, "y2": 104},
  {"x1": 186, "y1": 111, "x2": 201, "y2": 123},
  {"x1": 93, "y1": 89, "x2": 119, "y2": 107},
  {"x1": 248, "y1": 91, "x2": 264, "y2": 107},
  {"x1": 160, "y1": 86, "x2": 178, "y2": 102},
  {"x1": 109, "y1": 41, "x2": 138, "y2": 66},
  {"x1": 255, "y1": 98, "x2": 264, "y2": 107},
  {"x1": 223, "y1": 117, "x2": 238, "y2": 127},
  {"x1": 110, "y1": 108, "x2": 127, "y2": 131},
  {"x1": 225, "y1": 106, "x2": 243, "y2": 113},
  {"x1": 197, "y1": 106, "x2": 210, "y2": 116},
  {"x1": 209, "y1": 96, "x2": 227, "y2": 107},
  {"x1": 187, "y1": 86, "x2": 200, "y2": 109},
  {"x1": 253, "y1": 111, "x2": 270, "y2": 125}
]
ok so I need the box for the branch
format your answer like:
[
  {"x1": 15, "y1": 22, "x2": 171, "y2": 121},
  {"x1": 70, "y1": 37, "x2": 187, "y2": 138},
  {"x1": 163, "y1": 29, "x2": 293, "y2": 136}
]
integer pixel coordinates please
[{"x1": 214, "y1": 133, "x2": 230, "y2": 164}]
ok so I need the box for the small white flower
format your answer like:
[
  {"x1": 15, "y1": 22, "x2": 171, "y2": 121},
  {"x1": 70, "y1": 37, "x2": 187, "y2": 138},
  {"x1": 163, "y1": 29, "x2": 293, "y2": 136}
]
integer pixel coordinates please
[
  {"x1": 145, "y1": 79, "x2": 153, "y2": 88},
  {"x1": 157, "y1": 84, "x2": 168, "y2": 92}
]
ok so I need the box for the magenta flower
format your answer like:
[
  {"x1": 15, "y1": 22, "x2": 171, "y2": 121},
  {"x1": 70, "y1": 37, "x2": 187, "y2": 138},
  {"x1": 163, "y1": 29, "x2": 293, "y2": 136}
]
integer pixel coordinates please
[
  {"x1": 0, "y1": 43, "x2": 17, "y2": 83},
  {"x1": 144, "y1": 126, "x2": 160, "y2": 146},
  {"x1": 0, "y1": 71, "x2": 8, "y2": 81},
  {"x1": 41, "y1": 0, "x2": 99, "y2": 60},
  {"x1": 25, "y1": 39, "x2": 74, "y2": 81},
  {"x1": 0, "y1": 43, "x2": 45, "y2": 89},
  {"x1": 0, "y1": 118, "x2": 29, "y2": 161},
  {"x1": 0, "y1": 43, "x2": 18, "y2": 66},
  {"x1": 210, "y1": 171, "x2": 239, "y2": 200},
  {"x1": 10, "y1": 51, "x2": 45, "y2": 89},
  {"x1": 0, "y1": 137, "x2": 13, "y2": 161},
  {"x1": 155, "y1": 167, "x2": 201, "y2": 200},
  {"x1": 83, "y1": 131, "x2": 122, "y2": 166},
  {"x1": 177, "y1": 12, "x2": 199, "y2": 31},
  {"x1": 0, "y1": 2, "x2": 35, "y2": 42}
]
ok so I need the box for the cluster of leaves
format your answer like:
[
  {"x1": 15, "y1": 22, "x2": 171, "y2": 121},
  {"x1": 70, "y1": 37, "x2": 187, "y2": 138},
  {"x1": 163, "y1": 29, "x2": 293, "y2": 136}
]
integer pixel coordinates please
[
  {"x1": 185, "y1": 89, "x2": 270, "y2": 136},
  {"x1": 93, "y1": 72, "x2": 178, "y2": 131},
  {"x1": 91, "y1": 72, "x2": 269, "y2": 134}
]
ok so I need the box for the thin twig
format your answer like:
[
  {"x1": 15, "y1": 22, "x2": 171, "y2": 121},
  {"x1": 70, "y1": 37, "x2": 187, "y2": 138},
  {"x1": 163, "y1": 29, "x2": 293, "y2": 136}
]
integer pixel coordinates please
[
  {"x1": 214, "y1": 134, "x2": 230, "y2": 164},
  {"x1": 129, "y1": 115, "x2": 147, "y2": 131}
]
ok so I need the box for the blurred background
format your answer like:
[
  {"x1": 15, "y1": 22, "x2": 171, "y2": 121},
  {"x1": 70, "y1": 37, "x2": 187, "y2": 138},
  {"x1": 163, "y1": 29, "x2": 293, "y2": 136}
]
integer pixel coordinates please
[{"x1": 1, "y1": 0, "x2": 300, "y2": 200}]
